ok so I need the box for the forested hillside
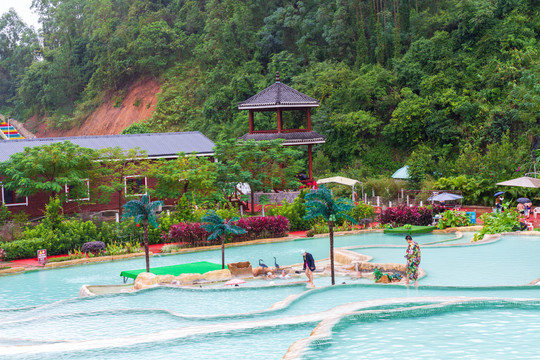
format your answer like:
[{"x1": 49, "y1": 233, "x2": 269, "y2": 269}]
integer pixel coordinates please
[{"x1": 0, "y1": 0, "x2": 538, "y2": 186}]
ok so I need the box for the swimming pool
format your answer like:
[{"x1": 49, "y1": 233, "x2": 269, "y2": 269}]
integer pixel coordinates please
[{"x1": 1, "y1": 231, "x2": 539, "y2": 359}]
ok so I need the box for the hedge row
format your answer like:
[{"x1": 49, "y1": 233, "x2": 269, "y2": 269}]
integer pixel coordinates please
[
  {"x1": 1, "y1": 215, "x2": 289, "y2": 261},
  {"x1": 379, "y1": 204, "x2": 442, "y2": 226},
  {"x1": 164, "y1": 215, "x2": 289, "y2": 245}
]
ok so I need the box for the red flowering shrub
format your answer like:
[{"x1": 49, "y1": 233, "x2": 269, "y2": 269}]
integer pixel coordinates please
[
  {"x1": 166, "y1": 222, "x2": 210, "y2": 246},
  {"x1": 379, "y1": 204, "x2": 433, "y2": 226},
  {"x1": 232, "y1": 215, "x2": 289, "y2": 241},
  {"x1": 165, "y1": 216, "x2": 289, "y2": 245}
]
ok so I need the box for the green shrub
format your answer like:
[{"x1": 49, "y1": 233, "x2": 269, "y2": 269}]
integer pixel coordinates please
[
  {"x1": 160, "y1": 244, "x2": 180, "y2": 253},
  {"x1": 473, "y1": 204, "x2": 521, "y2": 241},
  {"x1": 348, "y1": 202, "x2": 375, "y2": 222},
  {"x1": 437, "y1": 210, "x2": 471, "y2": 229},
  {"x1": 267, "y1": 190, "x2": 313, "y2": 231},
  {"x1": 215, "y1": 208, "x2": 241, "y2": 220},
  {"x1": 0, "y1": 204, "x2": 12, "y2": 226},
  {"x1": 311, "y1": 220, "x2": 357, "y2": 235}
]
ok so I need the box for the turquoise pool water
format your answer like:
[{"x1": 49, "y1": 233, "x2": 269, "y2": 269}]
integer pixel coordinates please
[
  {"x1": 1, "y1": 231, "x2": 539, "y2": 359},
  {"x1": 302, "y1": 301, "x2": 540, "y2": 359},
  {"x1": 351, "y1": 234, "x2": 540, "y2": 286}
]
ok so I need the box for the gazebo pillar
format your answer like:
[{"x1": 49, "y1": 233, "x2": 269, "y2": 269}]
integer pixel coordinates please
[
  {"x1": 307, "y1": 109, "x2": 311, "y2": 131},
  {"x1": 308, "y1": 144, "x2": 313, "y2": 180},
  {"x1": 249, "y1": 110, "x2": 254, "y2": 134},
  {"x1": 277, "y1": 109, "x2": 282, "y2": 133}
]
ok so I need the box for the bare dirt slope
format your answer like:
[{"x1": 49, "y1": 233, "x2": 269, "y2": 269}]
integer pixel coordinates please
[{"x1": 25, "y1": 77, "x2": 161, "y2": 138}]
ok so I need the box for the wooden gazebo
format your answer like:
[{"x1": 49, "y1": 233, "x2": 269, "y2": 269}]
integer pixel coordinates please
[{"x1": 237, "y1": 72, "x2": 325, "y2": 181}]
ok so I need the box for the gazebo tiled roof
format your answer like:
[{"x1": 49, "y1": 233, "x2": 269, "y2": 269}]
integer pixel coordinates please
[
  {"x1": 238, "y1": 74, "x2": 319, "y2": 110},
  {"x1": 238, "y1": 131, "x2": 326, "y2": 145}
]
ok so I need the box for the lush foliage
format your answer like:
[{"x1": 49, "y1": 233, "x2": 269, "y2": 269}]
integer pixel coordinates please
[
  {"x1": 267, "y1": 190, "x2": 313, "y2": 231},
  {"x1": 312, "y1": 220, "x2": 358, "y2": 235},
  {"x1": 214, "y1": 139, "x2": 303, "y2": 212},
  {"x1": 166, "y1": 222, "x2": 209, "y2": 246},
  {"x1": 437, "y1": 210, "x2": 471, "y2": 229},
  {"x1": 1, "y1": 0, "x2": 535, "y2": 184},
  {"x1": 232, "y1": 215, "x2": 289, "y2": 240},
  {"x1": 473, "y1": 205, "x2": 522, "y2": 241},
  {"x1": 0, "y1": 141, "x2": 96, "y2": 199},
  {"x1": 165, "y1": 215, "x2": 288, "y2": 244},
  {"x1": 348, "y1": 202, "x2": 376, "y2": 223},
  {"x1": 379, "y1": 204, "x2": 434, "y2": 226}
]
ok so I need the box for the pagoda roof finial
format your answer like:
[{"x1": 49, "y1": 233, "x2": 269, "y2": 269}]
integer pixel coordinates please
[{"x1": 276, "y1": 71, "x2": 280, "y2": 83}]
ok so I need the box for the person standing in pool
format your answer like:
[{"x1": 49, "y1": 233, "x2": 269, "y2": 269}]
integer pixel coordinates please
[
  {"x1": 404, "y1": 235, "x2": 421, "y2": 286},
  {"x1": 302, "y1": 249, "x2": 316, "y2": 287}
]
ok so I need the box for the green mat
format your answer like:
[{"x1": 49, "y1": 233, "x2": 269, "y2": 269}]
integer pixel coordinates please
[
  {"x1": 383, "y1": 225, "x2": 436, "y2": 234},
  {"x1": 120, "y1": 261, "x2": 225, "y2": 280}
]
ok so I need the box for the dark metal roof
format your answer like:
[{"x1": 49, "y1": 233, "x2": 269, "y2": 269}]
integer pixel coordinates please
[
  {"x1": 238, "y1": 81, "x2": 319, "y2": 110},
  {"x1": 238, "y1": 131, "x2": 326, "y2": 145},
  {"x1": 0, "y1": 132, "x2": 215, "y2": 162}
]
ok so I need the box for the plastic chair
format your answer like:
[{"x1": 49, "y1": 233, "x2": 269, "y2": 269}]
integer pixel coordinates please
[
  {"x1": 533, "y1": 207, "x2": 540, "y2": 219},
  {"x1": 525, "y1": 222, "x2": 534, "y2": 231}
]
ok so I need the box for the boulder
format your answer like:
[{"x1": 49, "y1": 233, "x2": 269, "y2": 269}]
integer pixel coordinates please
[
  {"x1": 133, "y1": 272, "x2": 158, "y2": 290},
  {"x1": 176, "y1": 273, "x2": 204, "y2": 285},
  {"x1": 376, "y1": 274, "x2": 390, "y2": 283},
  {"x1": 156, "y1": 274, "x2": 176, "y2": 284},
  {"x1": 252, "y1": 266, "x2": 266, "y2": 277},
  {"x1": 203, "y1": 269, "x2": 232, "y2": 282},
  {"x1": 227, "y1": 261, "x2": 253, "y2": 278}
]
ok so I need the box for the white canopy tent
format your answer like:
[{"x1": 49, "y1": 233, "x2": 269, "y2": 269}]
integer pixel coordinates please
[{"x1": 317, "y1": 176, "x2": 363, "y2": 200}]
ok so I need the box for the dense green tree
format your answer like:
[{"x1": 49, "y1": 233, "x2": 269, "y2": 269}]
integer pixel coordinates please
[
  {"x1": 93, "y1": 147, "x2": 149, "y2": 217},
  {"x1": 214, "y1": 139, "x2": 303, "y2": 214},
  {"x1": 149, "y1": 153, "x2": 218, "y2": 205},
  {"x1": 0, "y1": 141, "x2": 96, "y2": 199},
  {"x1": 0, "y1": 10, "x2": 39, "y2": 111}
]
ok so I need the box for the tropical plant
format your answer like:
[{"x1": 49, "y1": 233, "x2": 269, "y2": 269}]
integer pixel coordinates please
[
  {"x1": 303, "y1": 185, "x2": 356, "y2": 285},
  {"x1": 122, "y1": 195, "x2": 164, "y2": 272},
  {"x1": 437, "y1": 210, "x2": 471, "y2": 229},
  {"x1": 267, "y1": 190, "x2": 313, "y2": 231},
  {"x1": 200, "y1": 210, "x2": 246, "y2": 269},
  {"x1": 473, "y1": 204, "x2": 522, "y2": 241}
]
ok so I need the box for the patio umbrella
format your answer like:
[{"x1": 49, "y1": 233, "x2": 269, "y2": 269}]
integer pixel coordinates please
[
  {"x1": 494, "y1": 191, "x2": 505, "y2": 197},
  {"x1": 516, "y1": 197, "x2": 532, "y2": 204},
  {"x1": 427, "y1": 192, "x2": 464, "y2": 201},
  {"x1": 391, "y1": 165, "x2": 410, "y2": 180},
  {"x1": 496, "y1": 176, "x2": 540, "y2": 188}
]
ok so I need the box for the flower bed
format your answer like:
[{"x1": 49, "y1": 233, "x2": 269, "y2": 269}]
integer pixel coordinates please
[{"x1": 164, "y1": 215, "x2": 289, "y2": 245}]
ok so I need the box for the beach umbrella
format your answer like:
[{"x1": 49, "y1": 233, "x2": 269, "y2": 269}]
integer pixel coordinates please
[
  {"x1": 427, "y1": 192, "x2": 463, "y2": 202},
  {"x1": 494, "y1": 191, "x2": 505, "y2": 197},
  {"x1": 496, "y1": 176, "x2": 540, "y2": 188},
  {"x1": 516, "y1": 197, "x2": 532, "y2": 204}
]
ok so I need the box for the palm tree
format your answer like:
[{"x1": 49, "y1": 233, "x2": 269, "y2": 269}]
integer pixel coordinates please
[
  {"x1": 303, "y1": 186, "x2": 356, "y2": 285},
  {"x1": 122, "y1": 194, "x2": 164, "y2": 273},
  {"x1": 201, "y1": 210, "x2": 247, "y2": 269}
]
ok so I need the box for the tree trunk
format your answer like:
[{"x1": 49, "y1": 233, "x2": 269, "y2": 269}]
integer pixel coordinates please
[
  {"x1": 329, "y1": 220, "x2": 335, "y2": 285},
  {"x1": 221, "y1": 235, "x2": 225, "y2": 269},
  {"x1": 250, "y1": 190, "x2": 255, "y2": 214},
  {"x1": 144, "y1": 220, "x2": 150, "y2": 272},
  {"x1": 118, "y1": 190, "x2": 123, "y2": 218}
]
